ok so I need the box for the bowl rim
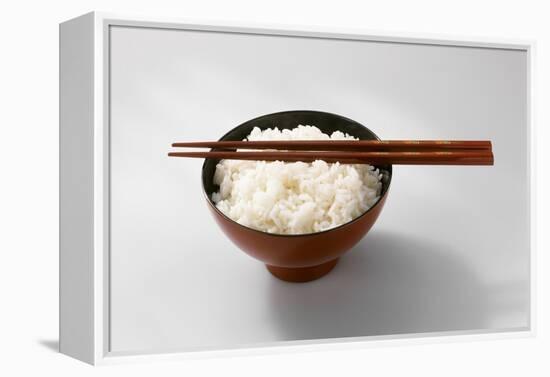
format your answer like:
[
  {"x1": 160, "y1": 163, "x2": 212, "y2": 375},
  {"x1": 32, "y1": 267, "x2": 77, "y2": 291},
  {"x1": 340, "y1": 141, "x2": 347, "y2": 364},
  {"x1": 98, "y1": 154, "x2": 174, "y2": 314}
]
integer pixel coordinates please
[{"x1": 201, "y1": 109, "x2": 393, "y2": 238}]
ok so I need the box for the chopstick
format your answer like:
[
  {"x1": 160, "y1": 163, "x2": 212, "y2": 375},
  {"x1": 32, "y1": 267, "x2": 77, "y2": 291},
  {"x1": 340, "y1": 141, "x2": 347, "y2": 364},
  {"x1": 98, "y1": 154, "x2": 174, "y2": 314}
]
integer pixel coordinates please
[
  {"x1": 168, "y1": 150, "x2": 494, "y2": 165},
  {"x1": 171, "y1": 140, "x2": 492, "y2": 152}
]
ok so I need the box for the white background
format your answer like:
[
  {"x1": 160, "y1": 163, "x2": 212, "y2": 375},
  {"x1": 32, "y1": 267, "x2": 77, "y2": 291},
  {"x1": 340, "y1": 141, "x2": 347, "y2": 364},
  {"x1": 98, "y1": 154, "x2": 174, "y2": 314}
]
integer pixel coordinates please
[{"x1": 0, "y1": 0, "x2": 548, "y2": 375}]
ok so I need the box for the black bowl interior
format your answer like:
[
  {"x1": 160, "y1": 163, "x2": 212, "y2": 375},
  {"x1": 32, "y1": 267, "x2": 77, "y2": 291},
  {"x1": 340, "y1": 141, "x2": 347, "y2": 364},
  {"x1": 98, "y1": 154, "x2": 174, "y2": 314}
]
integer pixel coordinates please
[{"x1": 202, "y1": 110, "x2": 392, "y2": 206}]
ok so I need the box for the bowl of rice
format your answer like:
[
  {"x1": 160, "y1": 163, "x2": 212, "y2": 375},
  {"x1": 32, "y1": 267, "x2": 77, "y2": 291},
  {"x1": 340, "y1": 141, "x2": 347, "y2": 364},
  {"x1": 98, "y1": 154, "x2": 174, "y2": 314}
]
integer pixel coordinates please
[{"x1": 202, "y1": 110, "x2": 392, "y2": 282}]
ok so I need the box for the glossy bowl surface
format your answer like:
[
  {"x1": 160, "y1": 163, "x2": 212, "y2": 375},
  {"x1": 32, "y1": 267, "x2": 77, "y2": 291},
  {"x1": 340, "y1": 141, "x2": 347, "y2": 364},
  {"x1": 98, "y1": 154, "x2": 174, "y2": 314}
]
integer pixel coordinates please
[{"x1": 202, "y1": 110, "x2": 392, "y2": 282}]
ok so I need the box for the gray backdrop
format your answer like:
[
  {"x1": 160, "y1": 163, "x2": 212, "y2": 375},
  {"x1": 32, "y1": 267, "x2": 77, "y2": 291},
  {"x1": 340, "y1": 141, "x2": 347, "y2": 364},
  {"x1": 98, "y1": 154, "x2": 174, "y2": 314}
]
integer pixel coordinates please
[{"x1": 109, "y1": 25, "x2": 529, "y2": 354}]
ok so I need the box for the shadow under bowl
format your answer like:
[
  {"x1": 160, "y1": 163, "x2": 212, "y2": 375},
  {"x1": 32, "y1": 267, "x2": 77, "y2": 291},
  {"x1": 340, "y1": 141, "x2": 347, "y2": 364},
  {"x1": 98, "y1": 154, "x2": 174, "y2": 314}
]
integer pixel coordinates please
[{"x1": 202, "y1": 110, "x2": 392, "y2": 282}]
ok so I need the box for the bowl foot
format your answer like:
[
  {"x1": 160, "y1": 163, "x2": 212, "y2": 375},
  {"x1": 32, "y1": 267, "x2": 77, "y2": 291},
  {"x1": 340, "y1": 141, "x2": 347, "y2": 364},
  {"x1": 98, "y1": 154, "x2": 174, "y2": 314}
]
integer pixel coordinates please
[{"x1": 265, "y1": 258, "x2": 339, "y2": 282}]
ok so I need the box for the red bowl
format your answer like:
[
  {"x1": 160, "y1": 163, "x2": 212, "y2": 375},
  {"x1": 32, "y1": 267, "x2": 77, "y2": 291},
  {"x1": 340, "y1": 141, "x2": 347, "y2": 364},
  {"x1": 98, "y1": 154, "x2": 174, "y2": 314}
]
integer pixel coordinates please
[{"x1": 201, "y1": 111, "x2": 392, "y2": 282}]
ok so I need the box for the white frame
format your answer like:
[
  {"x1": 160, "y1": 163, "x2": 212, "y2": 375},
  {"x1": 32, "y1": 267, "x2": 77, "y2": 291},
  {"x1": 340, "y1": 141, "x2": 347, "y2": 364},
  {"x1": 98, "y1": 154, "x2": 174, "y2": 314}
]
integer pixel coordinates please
[{"x1": 59, "y1": 11, "x2": 536, "y2": 365}]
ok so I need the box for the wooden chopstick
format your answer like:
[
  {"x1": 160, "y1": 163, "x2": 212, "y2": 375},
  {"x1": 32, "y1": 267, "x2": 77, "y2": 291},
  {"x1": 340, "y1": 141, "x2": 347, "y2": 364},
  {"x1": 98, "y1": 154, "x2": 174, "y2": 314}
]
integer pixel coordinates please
[
  {"x1": 171, "y1": 140, "x2": 492, "y2": 151},
  {"x1": 168, "y1": 150, "x2": 494, "y2": 165}
]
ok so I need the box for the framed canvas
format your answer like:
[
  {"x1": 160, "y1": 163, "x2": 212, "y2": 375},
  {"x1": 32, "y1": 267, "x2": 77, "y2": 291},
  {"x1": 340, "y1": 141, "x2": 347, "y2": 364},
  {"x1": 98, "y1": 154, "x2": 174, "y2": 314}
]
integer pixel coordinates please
[{"x1": 59, "y1": 12, "x2": 535, "y2": 365}]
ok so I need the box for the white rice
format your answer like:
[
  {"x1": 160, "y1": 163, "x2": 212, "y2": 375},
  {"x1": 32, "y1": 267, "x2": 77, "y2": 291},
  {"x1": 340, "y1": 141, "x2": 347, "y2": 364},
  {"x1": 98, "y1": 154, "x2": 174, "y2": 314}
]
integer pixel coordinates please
[{"x1": 212, "y1": 125, "x2": 383, "y2": 235}]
